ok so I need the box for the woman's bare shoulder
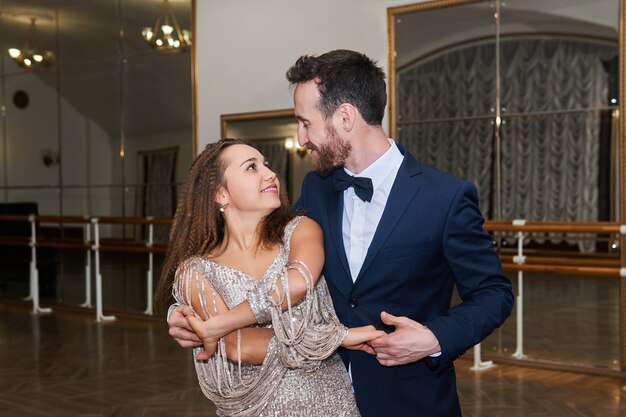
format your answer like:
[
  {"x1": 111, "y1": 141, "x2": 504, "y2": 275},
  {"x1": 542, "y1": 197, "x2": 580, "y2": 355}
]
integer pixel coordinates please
[{"x1": 291, "y1": 216, "x2": 322, "y2": 241}]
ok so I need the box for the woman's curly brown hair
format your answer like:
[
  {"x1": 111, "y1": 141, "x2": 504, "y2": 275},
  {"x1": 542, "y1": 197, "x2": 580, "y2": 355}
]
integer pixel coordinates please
[{"x1": 154, "y1": 138, "x2": 295, "y2": 311}]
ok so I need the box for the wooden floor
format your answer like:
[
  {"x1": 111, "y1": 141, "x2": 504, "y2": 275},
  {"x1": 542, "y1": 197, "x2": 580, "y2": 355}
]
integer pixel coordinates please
[
  {"x1": 2, "y1": 251, "x2": 621, "y2": 369},
  {"x1": 2, "y1": 301, "x2": 626, "y2": 417}
]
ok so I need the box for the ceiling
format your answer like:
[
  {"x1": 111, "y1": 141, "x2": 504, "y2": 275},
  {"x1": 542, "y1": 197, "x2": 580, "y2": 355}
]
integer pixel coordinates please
[{"x1": 395, "y1": 0, "x2": 619, "y2": 68}]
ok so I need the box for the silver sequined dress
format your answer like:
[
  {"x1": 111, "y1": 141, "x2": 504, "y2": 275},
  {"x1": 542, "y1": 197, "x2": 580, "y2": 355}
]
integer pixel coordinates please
[{"x1": 173, "y1": 216, "x2": 360, "y2": 417}]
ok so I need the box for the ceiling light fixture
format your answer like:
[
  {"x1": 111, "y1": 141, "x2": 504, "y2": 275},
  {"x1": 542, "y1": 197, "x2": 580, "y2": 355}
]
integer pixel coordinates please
[
  {"x1": 7, "y1": 18, "x2": 54, "y2": 69},
  {"x1": 141, "y1": 0, "x2": 191, "y2": 53}
]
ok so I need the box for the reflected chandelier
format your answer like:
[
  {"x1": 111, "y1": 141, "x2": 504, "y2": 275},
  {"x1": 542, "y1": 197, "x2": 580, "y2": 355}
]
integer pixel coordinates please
[
  {"x1": 7, "y1": 18, "x2": 54, "y2": 69},
  {"x1": 141, "y1": 0, "x2": 191, "y2": 52}
]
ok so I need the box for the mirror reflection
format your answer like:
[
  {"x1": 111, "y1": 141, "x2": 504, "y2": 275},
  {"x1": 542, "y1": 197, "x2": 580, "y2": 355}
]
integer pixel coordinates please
[
  {"x1": 0, "y1": 0, "x2": 194, "y2": 309},
  {"x1": 221, "y1": 110, "x2": 313, "y2": 203},
  {"x1": 395, "y1": 0, "x2": 618, "y2": 224},
  {"x1": 391, "y1": 0, "x2": 621, "y2": 371}
]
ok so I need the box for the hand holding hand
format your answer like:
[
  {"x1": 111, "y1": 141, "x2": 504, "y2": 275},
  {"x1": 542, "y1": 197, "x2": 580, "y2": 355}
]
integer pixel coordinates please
[
  {"x1": 369, "y1": 311, "x2": 441, "y2": 366},
  {"x1": 167, "y1": 304, "x2": 202, "y2": 348},
  {"x1": 341, "y1": 325, "x2": 386, "y2": 355},
  {"x1": 187, "y1": 314, "x2": 224, "y2": 361}
]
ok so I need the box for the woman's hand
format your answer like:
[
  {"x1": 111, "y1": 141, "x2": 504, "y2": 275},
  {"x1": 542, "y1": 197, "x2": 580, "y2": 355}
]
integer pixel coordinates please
[
  {"x1": 186, "y1": 313, "x2": 223, "y2": 361},
  {"x1": 341, "y1": 325, "x2": 387, "y2": 355},
  {"x1": 168, "y1": 304, "x2": 203, "y2": 348}
]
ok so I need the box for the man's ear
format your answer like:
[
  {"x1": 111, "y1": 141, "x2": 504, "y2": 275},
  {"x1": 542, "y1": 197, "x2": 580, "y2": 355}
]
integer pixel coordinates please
[{"x1": 336, "y1": 103, "x2": 357, "y2": 133}]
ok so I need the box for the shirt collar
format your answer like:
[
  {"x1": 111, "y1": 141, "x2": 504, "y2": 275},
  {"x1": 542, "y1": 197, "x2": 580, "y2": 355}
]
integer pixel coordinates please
[{"x1": 344, "y1": 139, "x2": 403, "y2": 190}]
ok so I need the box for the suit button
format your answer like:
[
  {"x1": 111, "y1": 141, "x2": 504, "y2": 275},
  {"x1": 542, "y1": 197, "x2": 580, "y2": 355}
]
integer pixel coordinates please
[{"x1": 349, "y1": 298, "x2": 358, "y2": 308}]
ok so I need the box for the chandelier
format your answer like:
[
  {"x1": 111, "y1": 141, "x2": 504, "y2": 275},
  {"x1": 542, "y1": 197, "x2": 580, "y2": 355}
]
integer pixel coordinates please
[
  {"x1": 7, "y1": 18, "x2": 54, "y2": 69},
  {"x1": 141, "y1": 0, "x2": 191, "y2": 52}
]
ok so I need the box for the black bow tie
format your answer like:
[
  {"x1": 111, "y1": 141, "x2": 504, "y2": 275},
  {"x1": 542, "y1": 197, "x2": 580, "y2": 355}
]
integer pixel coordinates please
[{"x1": 333, "y1": 169, "x2": 374, "y2": 202}]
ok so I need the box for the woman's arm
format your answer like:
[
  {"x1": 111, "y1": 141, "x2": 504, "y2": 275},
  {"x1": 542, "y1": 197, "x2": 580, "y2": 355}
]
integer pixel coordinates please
[
  {"x1": 222, "y1": 328, "x2": 273, "y2": 364},
  {"x1": 187, "y1": 217, "x2": 325, "y2": 344},
  {"x1": 212, "y1": 325, "x2": 384, "y2": 363},
  {"x1": 175, "y1": 261, "x2": 275, "y2": 363}
]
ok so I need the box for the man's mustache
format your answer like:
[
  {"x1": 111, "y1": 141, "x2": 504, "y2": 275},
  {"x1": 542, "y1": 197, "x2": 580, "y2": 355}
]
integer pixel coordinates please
[{"x1": 305, "y1": 142, "x2": 319, "y2": 152}]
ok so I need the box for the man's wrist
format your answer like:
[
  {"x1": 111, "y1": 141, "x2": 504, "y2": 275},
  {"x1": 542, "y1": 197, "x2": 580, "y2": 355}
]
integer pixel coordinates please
[{"x1": 167, "y1": 302, "x2": 180, "y2": 321}]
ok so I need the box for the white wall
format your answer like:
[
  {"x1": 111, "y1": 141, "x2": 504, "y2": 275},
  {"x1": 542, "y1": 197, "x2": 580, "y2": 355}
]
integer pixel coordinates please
[
  {"x1": 195, "y1": 0, "x2": 421, "y2": 150},
  {"x1": 3, "y1": 65, "x2": 114, "y2": 216}
]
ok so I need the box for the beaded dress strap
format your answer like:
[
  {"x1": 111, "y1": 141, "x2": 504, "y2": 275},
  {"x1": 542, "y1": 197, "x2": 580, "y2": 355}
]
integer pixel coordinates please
[{"x1": 282, "y1": 216, "x2": 305, "y2": 252}]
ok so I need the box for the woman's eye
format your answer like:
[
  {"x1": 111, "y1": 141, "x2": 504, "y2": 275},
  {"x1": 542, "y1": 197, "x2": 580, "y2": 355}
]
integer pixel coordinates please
[
  {"x1": 246, "y1": 163, "x2": 256, "y2": 171},
  {"x1": 264, "y1": 161, "x2": 271, "y2": 168}
]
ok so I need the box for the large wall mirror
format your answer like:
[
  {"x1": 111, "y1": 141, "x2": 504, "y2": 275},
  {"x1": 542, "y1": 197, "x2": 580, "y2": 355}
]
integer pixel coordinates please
[
  {"x1": 0, "y1": 0, "x2": 195, "y2": 309},
  {"x1": 389, "y1": 0, "x2": 624, "y2": 373},
  {"x1": 221, "y1": 109, "x2": 313, "y2": 203}
]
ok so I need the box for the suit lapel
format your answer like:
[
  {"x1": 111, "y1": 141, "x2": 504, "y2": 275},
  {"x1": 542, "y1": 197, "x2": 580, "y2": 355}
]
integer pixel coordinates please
[
  {"x1": 354, "y1": 149, "x2": 423, "y2": 285},
  {"x1": 326, "y1": 184, "x2": 353, "y2": 287}
]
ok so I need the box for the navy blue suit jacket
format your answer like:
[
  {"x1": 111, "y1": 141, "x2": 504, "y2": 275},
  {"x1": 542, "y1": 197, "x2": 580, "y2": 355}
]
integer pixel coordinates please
[{"x1": 294, "y1": 145, "x2": 513, "y2": 417}]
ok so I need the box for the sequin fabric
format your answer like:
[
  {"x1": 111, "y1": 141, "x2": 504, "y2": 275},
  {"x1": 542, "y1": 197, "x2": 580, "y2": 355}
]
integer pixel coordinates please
[{"x1": 173, "y1": 216, "x2": 360, "y2": 417}]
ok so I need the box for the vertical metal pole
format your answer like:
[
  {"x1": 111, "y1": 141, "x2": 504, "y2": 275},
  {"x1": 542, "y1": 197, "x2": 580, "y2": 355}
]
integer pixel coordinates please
[
  {"x1": 24, "y1": 219, "x2": 34, "y2": 302},
  {"x1": 494, "y1": 0, "x2": 502, "y2": 222},
  {"x1": 80, "y1": 220, "x2": 92, "y2": 308},
  {"x1": 28, "y1": 215, "x2": 51, "y2": 314},
  {"x1": 93, "y1": 218, "x2": 115, "y2": 321},
  {"x1": 29, "y1": 215, "x2": 37, "y2": 311},
  {"x1": 0, "y1": 11, "x2": 9, "y2": 203},
  {"x1": 54, "y1": 8, "x2": 63, "y2": 217},
  {"x1": 470, "y1": 343, "x2": 494, "y2": 371},
  {"x1": 512, "y1": 228, "x2": 527, "y2": 359},
  {"x1": 144, "y1": 220, "x2": 154, "y2": 315},
  {"x1": 618, "y1": 0, "x2": 626, "y2": 371}
]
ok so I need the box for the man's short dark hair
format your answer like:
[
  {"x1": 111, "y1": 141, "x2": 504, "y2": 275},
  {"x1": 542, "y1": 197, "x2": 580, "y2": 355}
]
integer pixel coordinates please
[{"x1": 286, "y1": 49, "x2": 387, "y2": 126}]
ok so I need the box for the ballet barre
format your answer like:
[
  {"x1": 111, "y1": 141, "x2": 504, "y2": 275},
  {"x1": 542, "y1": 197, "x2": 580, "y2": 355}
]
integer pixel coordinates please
[
  {"x1": 1, "y1": 214, "x2": 624, "y2": 370},
  {"x1": 472, "y1": 220, "x2": 624, "y2": 371},
  {"x1": 0, "y1": 214, "x2": 170, "y2": 321},
  {"x1": 90, "y1": 216, "x2": 170, "y2": 320}
]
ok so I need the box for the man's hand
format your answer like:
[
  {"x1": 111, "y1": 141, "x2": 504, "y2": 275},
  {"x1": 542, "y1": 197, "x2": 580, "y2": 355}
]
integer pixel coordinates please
[
  {"x1": 168, "y1": 304, "x2": 202, "y2": 348},
  {"x1": 369, "y1": 311, "x2": 441, "y2": 366},
  {"x1": 342, "y1": 325, "x2": 387, "y2": 355},
  {"x1": 187, "y1": 314, "x2": 220, "y2": 361}
]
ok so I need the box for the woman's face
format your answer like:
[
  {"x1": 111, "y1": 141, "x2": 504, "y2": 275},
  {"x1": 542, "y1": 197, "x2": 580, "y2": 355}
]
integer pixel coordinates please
[{"x1": 217, "y1": 144, "x2": 281, "y2": 215}]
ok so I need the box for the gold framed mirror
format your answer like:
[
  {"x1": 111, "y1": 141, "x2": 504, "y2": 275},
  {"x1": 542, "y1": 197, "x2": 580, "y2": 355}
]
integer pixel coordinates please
[
  {"x1": 388, "y1": 0, "x2": 626, "y2": 373},
  {"x1": 0, "y1": 0, "x2": 197, "y2": 309},
  {"x1": 220, "y1": 109, "x2": 313, "y2": 202}
]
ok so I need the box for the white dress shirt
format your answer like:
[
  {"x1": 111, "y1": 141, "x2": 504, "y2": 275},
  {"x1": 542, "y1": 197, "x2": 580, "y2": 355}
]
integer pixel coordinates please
[
  {"x1": 342, "y1": 140, "x2": 442, "y2": 368},
  {"x1": 342, "y1": 139, "x2": 403, "y2": 282}
]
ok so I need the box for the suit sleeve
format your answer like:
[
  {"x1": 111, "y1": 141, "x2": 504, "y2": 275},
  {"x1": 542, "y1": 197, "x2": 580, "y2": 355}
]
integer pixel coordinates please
[
  {"x1": 292, "y1": 172, "x2": 311, "y2": 212},
  {"x1": 424, "y1": 181, "x2": 514, "y2": 365}
]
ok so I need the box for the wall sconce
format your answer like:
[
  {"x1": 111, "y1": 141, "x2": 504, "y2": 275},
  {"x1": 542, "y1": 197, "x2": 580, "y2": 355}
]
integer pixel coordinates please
[
  {"x1": 42, "y1": 149, "x2": 60, "y2": 167},
  {"x1": 285, "y1": 137, "x2": 307, "y2": 158}
]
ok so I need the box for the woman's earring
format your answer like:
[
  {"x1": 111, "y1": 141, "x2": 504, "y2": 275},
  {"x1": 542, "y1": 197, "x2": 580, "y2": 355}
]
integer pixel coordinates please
[{"x1": 219, "y1": 203, "x2": 228, "y2": 213}]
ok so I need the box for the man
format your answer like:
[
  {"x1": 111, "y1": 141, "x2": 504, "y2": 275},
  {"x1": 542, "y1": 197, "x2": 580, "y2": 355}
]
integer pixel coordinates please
[{"x1": 169, "y1": 49, "x2": 513, "y2": 417}]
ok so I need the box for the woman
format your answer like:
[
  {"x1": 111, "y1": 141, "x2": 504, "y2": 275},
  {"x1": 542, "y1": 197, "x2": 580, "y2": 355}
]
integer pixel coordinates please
[{"x1": 155, "y1": 139, "x2": 383, "y2": 417}]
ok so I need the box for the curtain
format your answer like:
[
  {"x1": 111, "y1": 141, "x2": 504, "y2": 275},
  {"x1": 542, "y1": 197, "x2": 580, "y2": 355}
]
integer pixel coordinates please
[
  {"x1": 251, "y1": 140, "x2": 289, "y2": 191},
  {"x1": 397, "y1": 37, "x2": 617, "y2": 251},
  {"x1": 397, "y1": 41, "x2": 497, "y2": 215},
  {"x1": 138, "y1": 148, "x2": 177, "y2": 243}
]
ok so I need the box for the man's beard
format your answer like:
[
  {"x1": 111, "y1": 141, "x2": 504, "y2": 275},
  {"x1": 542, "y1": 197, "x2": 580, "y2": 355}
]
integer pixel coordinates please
[{"x1": 309, "y1": 124, "x2": 351, "y2": 177}]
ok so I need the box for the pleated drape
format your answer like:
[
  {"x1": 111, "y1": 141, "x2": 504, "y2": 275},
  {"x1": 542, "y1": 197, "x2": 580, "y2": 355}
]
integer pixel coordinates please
[{"x1": 397, "y1": 37, "x2": 616, "y2": 251}]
